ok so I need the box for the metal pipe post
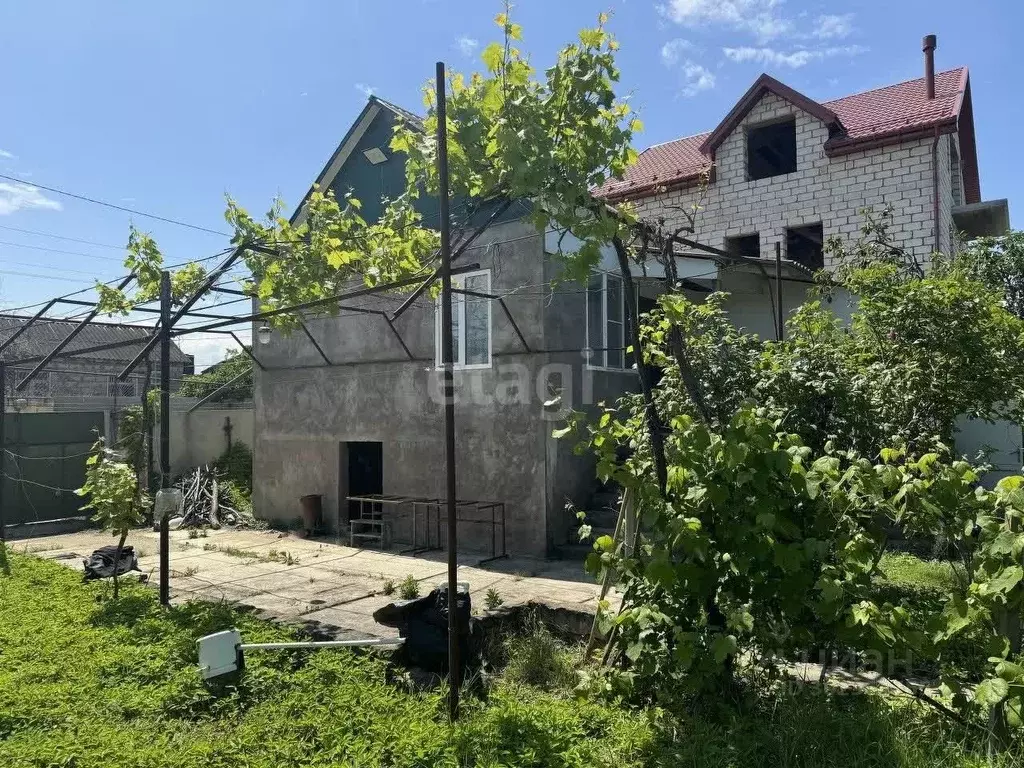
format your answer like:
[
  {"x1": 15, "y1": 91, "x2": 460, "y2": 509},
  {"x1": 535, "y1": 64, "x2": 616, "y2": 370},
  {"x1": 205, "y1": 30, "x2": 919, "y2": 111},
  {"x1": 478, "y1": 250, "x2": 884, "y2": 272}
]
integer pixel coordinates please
[
  {"x1": 775, "y1": 241, "x2": 784, "y2": 341},
  {"x1": 159, "y1": 271, "x2": 171, "y2": 606},
  {"x1": 0, "y1": 362, "x2": 6, "y2": 543},
  {"x1": 141, "y1": 360, "x2": 153, "y2": 494},
  {"x1": 435, "y1": 61, "x2": 460, "y2": 722}
]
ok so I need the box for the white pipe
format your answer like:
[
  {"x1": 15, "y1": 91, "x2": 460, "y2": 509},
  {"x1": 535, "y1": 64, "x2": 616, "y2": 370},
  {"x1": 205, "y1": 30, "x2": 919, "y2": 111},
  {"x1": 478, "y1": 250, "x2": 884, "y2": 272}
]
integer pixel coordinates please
[{"x1": 240, "y1": 638, "x2": 404, "y2": 651}]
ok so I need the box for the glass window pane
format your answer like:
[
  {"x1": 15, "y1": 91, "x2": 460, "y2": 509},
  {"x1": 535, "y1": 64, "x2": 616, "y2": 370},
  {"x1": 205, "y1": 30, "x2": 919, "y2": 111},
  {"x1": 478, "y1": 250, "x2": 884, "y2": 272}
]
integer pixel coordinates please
[
  {"x1": 464, "y1": 274, "x2": 489, "y2": 365},
  {"x1": 607, "y1": 321, "x2": 623, "y2": 369},
  {"x1": 606, "y1": 275, "x2": 622, "y2": 324},
  {"x1": 587, "y1": 273, "x2": 604, "y2": 366}
]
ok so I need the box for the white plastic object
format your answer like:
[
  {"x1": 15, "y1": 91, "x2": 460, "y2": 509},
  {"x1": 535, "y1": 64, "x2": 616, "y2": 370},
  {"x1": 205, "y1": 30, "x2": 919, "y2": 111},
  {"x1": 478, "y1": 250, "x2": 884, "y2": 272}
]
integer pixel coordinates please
[
  {"x1": 197, "y1": 629, "x2": 243, "y2": 679},
  {"x1": 154, "y1": 488, "x2": 183, "y2": 518},
  {"x1": 196, "y1": 629, "x2": 405, "y2": 680}
]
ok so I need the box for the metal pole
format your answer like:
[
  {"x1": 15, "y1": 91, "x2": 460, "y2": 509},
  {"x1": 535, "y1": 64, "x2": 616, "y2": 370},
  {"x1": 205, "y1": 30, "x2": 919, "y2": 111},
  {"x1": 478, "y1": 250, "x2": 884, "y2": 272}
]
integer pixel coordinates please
[
  {"x1": 775, "y1": 241, "x2": 784, "y2": 341},
  {"x1": 159, "y1": 271, "x2": 171, "y2": 606},
  {"x1": 435, "y1": 61, "x2": 460, "y2": 722},
  {"x1": 141, "y1": 360, "x2": 153, "y2": 495},
  {"x1": 0, "y1": 362, "x2": 6, "y2": 543}
]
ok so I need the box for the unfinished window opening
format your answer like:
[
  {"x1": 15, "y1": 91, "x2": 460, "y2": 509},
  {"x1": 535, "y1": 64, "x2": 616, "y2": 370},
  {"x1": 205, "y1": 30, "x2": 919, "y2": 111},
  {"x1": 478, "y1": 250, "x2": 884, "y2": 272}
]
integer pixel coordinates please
[
  {"x1": 725, "y1": 233, "x2": 761, "y2": 260},
  {"x1": 747, "y1": 119, "x2": 797, "y2": 180},
  {"x1": 586, "y1": 271, "x2": 626, "y2": 370},
  {"x1": 786, "y1": 223, "x2": 825, "y2": 271},
  {"x1": 435, "y1": 269, "x2": 492, "y2": 369}
]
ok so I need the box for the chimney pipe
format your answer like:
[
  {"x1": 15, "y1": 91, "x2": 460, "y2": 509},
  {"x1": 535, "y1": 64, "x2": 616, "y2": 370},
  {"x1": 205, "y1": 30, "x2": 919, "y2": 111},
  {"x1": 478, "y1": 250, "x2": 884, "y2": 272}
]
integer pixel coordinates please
[{"x1": 923, "y1": 34, "x2": 936, "y2": 99}]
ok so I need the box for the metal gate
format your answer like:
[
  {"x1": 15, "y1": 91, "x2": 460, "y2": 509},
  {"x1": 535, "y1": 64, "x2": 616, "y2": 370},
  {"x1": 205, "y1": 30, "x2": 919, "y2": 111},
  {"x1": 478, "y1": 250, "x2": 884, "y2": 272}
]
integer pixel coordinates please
[{"x1": 3, "y1": 411, "x2": 105, "y2": 526}]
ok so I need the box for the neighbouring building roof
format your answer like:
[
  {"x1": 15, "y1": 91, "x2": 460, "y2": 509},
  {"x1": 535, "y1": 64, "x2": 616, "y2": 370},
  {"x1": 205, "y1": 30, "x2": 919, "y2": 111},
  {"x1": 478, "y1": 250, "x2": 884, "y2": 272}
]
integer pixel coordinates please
[
  {"x1": 595, "y1": 67, "x2": 980, "y2": 205},
  {"x1": 0, "y1": 315, "x2": 191, "y2": 364}
]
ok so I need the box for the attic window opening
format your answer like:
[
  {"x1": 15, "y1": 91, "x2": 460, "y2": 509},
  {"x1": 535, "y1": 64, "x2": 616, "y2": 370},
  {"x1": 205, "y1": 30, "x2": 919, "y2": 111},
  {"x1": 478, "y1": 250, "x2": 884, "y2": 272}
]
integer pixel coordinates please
[
  {"x1": 786, "y1": 223, "x2": 824, "y2": 271},
  {"x1": 725, "y1": 233, "x2": 760, "y2": 260},
  {"x1": 362, "y1": 147, "x2": 388, "y2": 165},
  {"x1": 747, "y1": 119, "x2": 797, "y2": 180}
]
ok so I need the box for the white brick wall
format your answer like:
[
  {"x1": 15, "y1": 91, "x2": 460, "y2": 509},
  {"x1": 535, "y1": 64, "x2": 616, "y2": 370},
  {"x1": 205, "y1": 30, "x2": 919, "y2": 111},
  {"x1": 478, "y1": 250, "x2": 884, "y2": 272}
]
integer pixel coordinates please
[{"x1": 633, "y1": 92, "x2": 951, "y2": 267}]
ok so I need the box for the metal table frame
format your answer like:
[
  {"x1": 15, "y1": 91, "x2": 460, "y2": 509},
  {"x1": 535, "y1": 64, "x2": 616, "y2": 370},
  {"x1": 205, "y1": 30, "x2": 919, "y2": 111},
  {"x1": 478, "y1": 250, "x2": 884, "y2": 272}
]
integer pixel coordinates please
[{"x1": 343, "y1": 493, "x2": 507, "y2": 562}]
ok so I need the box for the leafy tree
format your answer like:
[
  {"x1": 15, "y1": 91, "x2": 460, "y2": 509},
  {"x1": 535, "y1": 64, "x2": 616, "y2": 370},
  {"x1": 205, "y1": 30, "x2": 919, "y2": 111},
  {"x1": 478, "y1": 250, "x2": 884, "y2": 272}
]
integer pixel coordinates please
[
  {"x1": 951, "y1": 230, "x2": 1024, "y2": 319},
  {"x1": 178, "y1": 349, "x2": 252, "y2": 402},
  {"x1": 76, "y1": 439, "x2": 150, "y2": 599}
]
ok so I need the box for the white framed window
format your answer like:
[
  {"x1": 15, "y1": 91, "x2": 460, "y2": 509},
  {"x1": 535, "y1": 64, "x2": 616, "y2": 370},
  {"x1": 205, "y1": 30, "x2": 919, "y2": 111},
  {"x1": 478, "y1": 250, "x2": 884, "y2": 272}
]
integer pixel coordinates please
[
  {"x1": 586, "y1": 271, "x2": 626, "y2": 370},
  {"x1": 435, "y1": 269, "x2": 492, "y2": 369}
]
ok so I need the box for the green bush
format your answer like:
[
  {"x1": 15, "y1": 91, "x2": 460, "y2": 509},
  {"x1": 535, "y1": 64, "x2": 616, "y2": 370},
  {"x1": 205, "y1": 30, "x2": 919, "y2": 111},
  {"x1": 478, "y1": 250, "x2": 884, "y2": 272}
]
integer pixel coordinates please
[
  {"x1": 398, "y1": 574, "x2": 419, "y2": 600},
  {"x1": 214, "y1": 441, "x2": 252, "y2": 492}
]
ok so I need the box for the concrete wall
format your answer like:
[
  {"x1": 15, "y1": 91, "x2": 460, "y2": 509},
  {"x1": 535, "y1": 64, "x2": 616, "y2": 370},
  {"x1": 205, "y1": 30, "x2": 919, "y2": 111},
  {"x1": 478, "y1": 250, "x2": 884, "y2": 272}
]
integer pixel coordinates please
[
  {"x1": 254, "y1": 218, "x2": 559, "y2": 556},
  {"x1": 633, "y1": 91, "x2": 944, "y2": 267},
  {"x1": 165, "y1": 406, "x2": 254, "y2": 475}
]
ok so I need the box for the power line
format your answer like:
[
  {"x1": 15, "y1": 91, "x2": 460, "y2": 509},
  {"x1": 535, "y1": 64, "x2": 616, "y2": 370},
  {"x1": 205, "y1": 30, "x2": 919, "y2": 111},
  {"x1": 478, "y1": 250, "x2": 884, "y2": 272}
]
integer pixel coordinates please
[
  {"x1": 0, "y1": 239, "x2": 125, "y2": 263},
  {"x1": 0, "y1": 224, "x2": 125, "y2": 250},
  {"x1": 0, "y1": 173, "x2": 229, "y2": 237}
]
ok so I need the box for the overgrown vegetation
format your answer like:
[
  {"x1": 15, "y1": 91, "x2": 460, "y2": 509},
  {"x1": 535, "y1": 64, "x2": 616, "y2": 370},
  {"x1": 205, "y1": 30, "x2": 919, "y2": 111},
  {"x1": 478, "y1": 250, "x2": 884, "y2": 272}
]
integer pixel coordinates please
[
  {"x1": 214, "y1": 441, "x2": 252, "y2": 487},
  {"x1": 2, "y1": 553, "x2": 1020, "y2": 767}
]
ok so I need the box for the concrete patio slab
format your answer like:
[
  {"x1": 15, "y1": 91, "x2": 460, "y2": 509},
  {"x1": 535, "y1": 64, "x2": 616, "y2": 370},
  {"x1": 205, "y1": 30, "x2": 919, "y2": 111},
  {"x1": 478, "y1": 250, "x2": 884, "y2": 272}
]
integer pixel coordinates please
[{"x1": 14, "y1": 527, "x2": 617, "y2": 639}]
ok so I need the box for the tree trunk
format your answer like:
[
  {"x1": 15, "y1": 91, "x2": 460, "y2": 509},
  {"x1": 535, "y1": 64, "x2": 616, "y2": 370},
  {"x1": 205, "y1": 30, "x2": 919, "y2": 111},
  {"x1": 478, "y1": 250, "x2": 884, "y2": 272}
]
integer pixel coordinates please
[{"x1": 612, "y1": 236, "x2": 669, "y2": 497}]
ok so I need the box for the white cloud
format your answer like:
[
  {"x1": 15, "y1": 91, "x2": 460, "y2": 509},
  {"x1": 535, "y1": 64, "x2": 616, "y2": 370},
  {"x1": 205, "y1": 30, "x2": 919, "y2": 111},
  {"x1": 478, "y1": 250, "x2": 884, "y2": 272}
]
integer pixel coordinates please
[
  {"x1": 813, "y1": 13, "x2": 853, "y2": 39},
  {"x1": 177, "y1": 336, "x2": 242, "y2": 373},
  {"x1": 0, "y1": 149, "x2": 15, "y2": 160},
  {"x1": 355, "y1": 83, "x2": 376, "y2": 98},
  {"x1": 723, "y1": 44, "x2": 866, "y2": 68},
  {"x1": 0, "y1": 182, "x2": 62, "y2": 216},
  {"x1": 456, "y1": 35, "x2": 478, "y2": 56},
  {"x1": 680, "y1": 61, "x2": 716, "y2": 96},
  {"x1": 660, "y1": 38, "x2": 694, "y2": 67},
  {"x1": 658, "y1": 0, "x2": 791, "y2": 41}
]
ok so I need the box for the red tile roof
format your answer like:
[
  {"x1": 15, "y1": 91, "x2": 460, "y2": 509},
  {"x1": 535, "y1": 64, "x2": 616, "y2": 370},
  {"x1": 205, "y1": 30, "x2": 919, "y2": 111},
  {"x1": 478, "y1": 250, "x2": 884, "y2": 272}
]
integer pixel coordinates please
[{"x1": 596, "y1": 67, "x2": 979, "y2": 204}]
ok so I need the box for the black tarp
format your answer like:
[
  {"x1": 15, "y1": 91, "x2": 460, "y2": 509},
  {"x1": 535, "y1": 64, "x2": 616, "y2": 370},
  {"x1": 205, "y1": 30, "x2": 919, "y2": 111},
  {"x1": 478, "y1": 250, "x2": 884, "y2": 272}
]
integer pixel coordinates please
[
  {"x1": 373, "y1": 585, "x2": 479, "y2": 674},
  {"x1": 82, "y1": 545, "x2": 139, "y2": 580}
]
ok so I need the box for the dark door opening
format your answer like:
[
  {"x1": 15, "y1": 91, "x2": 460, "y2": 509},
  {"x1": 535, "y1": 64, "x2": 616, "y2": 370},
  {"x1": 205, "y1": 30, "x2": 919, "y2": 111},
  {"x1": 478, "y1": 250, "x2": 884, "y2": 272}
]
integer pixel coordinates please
[{"x1": 347, "y1": 441, "x2": 383, "y2": 520}]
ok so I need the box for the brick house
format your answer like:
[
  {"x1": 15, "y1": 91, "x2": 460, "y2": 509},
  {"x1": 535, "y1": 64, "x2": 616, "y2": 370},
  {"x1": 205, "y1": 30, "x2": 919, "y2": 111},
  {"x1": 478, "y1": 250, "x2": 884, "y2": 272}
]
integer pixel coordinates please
[{"x1": 254, "y1": 40, "x2": 1013, "y2": 557}]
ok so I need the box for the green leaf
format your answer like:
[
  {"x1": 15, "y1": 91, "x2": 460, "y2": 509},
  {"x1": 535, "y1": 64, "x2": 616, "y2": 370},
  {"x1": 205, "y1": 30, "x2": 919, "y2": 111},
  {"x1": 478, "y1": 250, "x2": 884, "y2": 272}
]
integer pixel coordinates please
[
  {"x1": 987, "y1": 565, "x2": 1024, "y2": 595},
  {"x1": 711, "y1": 634, "x2": 738, "y2": 664},
  {"x1": 481, "y1": 42, "x2": 504, "y2": 70},
  {"x1": 975, "y1": 677, "x2": 1010, "y2": 708},
  {"x1": 551, "y1": 426, "x2": 572, "y2": 439},
  {"x1": 645, "y1": 556, "x2": 675, "y2": 587},
  {"x1": 594, "y1": 535, "x2": 615, "y2": 553}
]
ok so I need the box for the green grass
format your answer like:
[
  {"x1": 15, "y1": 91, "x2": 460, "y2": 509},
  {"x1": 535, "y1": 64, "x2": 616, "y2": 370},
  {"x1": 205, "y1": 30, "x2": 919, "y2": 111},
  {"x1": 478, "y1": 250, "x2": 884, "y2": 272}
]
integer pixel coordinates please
[
  {"x1": 0, "y1": 552, "x2": 1018, "y2": 767},
  {"x1": 878, "y1": 552, "x2": 959, "y2": 591}
]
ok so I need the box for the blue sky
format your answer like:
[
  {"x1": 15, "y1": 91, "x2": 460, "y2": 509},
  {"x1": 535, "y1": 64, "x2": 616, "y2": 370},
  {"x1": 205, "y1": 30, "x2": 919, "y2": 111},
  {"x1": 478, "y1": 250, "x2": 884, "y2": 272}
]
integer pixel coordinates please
[{"x1": 0, "y1": 0, "x2": 1019, "y2": 368}]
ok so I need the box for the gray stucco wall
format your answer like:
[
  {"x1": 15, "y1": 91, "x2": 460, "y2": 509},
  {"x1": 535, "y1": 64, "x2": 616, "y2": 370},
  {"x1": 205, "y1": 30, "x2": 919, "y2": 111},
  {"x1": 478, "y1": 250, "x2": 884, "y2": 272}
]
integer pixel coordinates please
[{"x1": 254, "y1": 218, "x2": 563, "y2": 556}]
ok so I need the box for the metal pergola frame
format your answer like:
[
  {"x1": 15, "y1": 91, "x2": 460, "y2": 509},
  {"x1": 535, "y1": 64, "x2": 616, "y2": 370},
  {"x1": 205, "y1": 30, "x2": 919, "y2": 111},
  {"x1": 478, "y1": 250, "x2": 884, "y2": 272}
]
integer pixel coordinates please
[{"x1": 0, "y1": 242, "x2": 486, "y2": 604}]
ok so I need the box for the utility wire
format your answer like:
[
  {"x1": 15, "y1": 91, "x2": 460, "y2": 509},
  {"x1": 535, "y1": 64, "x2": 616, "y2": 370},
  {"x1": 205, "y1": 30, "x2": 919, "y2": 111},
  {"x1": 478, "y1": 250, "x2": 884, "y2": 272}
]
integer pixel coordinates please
[
  {"x1": 0, "y1": 239, "x2": 126, "y2": 264},
  {"x1": 0, "y1": 224, "x2": 125, "y2": 250},
  {"x1": 0, "y1": 173, "x2": 229, "y2": 237}
]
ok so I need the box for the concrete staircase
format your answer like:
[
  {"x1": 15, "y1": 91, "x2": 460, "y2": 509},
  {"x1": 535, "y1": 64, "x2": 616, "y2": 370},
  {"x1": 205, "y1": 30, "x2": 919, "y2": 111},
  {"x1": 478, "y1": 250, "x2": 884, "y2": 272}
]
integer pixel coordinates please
[{"x1": 557, "y1": 487, "x2": 621, "y2": 560}]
